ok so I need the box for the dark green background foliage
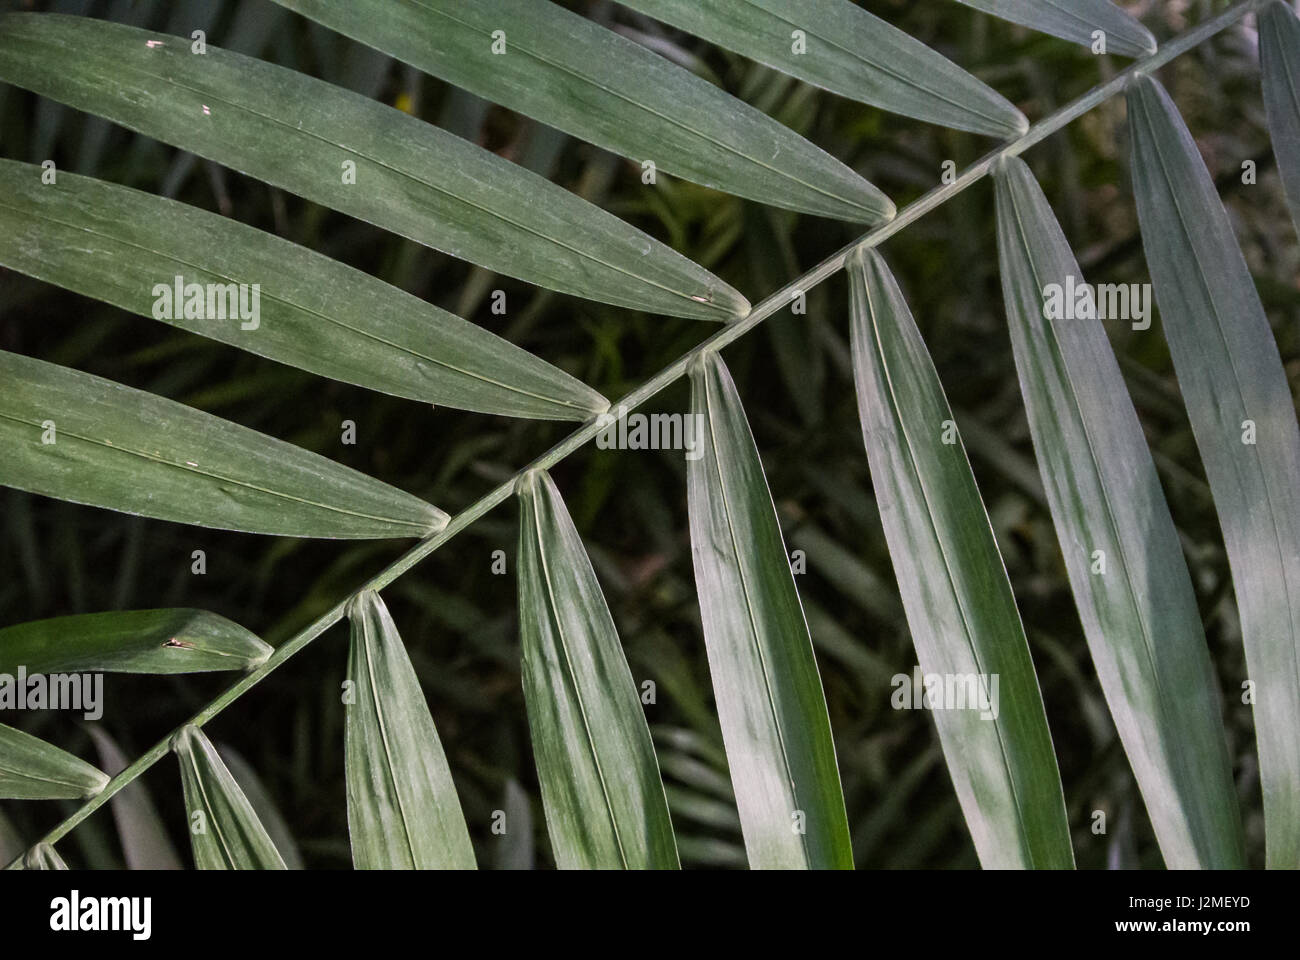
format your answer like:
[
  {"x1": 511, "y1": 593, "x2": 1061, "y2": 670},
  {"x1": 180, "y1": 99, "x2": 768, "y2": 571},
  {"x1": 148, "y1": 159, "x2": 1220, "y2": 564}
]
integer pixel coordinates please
[{"x1": 1, "y1": 0, "x2": 1294, "y2": 868}]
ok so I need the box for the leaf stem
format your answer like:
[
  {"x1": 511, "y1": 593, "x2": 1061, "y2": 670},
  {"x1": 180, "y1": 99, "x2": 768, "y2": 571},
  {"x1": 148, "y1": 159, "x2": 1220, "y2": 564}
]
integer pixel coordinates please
[{"x1": 11, "y1": 0, "x2": 1258, "y2": 866}]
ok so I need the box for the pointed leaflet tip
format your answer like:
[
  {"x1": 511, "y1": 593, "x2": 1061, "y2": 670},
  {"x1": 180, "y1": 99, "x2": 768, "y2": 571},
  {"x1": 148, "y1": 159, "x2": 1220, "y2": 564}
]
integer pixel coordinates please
[
  {"x1": 955, "y1": 0, "x2": 1156, "y2": 60},
  {"x1": 0, "y1": 723, "x2": 109, "y2": 800},
  {"x1": 615, "y1": 0, "x2": 1028, "y2": 139},
  {"x1": 269, "y1": 1, "x2": 894, "y2": 223},
  {"x1": 0, "y1": 350, "x2": 445, "y2": 539},
  {"x1": 0, "y1": 608, "x2": 271, "y2": 675},
  {"x1": 0, "y1": 14, "x2": 741, "y2": 322}
]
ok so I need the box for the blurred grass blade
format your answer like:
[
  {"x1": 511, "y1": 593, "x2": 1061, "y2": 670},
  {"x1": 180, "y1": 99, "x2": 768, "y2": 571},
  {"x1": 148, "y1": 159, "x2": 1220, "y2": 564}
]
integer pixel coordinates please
[
  {"x1": 270, "y1": 0, "x2": 892, "y2": 224},
  {"x1": 616, "y1": 0, "x2": 1026, "y2": 138},
  {"x1": 0, "y1": 13, "x2": 747, "y2": 322},
  {"x1": 345, "y1": 590, "x2": 476, "y2": 869},
  {"x1": 847, "y1": 248, "x2": 1073, "y2": 869},
  {"x1": 994, "y1": 156, "x2": 1245, "y2": 868},
  {"x1": 0, "y1": 350, "x2": 445, "y2": 539},
  {"x1": 0, "y1": 160, "x2": 608, "y2": 422},
  {"x1": 0, "y1": 608, "x2": 270, "y2": 675},
  {"x1": 687, "y1": 352, "x2": 852, "y2": 869},
  {"x1": 493, "y1": 778, "x2": 534, "y2": 871},
  {"x1": 0, "y1": 808, "x2": 23, "y2": 866},
  {"x1": 1127, "y1": 74, "x2": 1300, "y2": 869},
  {"x1": 1260, "y1": 1, "x2": 1300, "y2": 236},
  {"x1": 0, "y1": 723, "x2": 108, "y2": 800},
  {"x1": 87, "y1": 726, "x2": 183, "y2": 870},
  {"x1": 20, "y1": 844, "x2": 68, "y2": 870},
  {"x1": 218, "y1": 743, "x2": 304, "y2": 870},
  {"x1": 953, "y1": 0, "x2": 1156, "y2": 58},
  {"x1": 172, "y1": 724, "x2": 286, "y2": 870},
  {"x1": 516, "y1": 469, "x2": 679, "y2": 869}
]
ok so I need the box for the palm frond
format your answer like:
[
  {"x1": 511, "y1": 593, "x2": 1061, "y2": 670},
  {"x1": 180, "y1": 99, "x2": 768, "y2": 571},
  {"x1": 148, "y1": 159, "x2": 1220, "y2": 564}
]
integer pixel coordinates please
[{"x1": 4, "y1": 0, "x2": 1291, "y2": 876}]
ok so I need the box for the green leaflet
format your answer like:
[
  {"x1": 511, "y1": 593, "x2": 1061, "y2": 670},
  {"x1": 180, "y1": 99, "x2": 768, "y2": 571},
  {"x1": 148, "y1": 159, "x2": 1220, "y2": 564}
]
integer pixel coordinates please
[
  {"x1": 0, "y1": 723, "x2": 109, "y2": 800},
  {"x1": 0, "y1": 13, "x2": 746, "y2": 322},
  {"x1": 172, "y1": 724, "x2": 287, "y2": 870},
  {"x1": 1260, "y1": 2, "x2": 1300, "y2": 236},
  {"x1": 270, "y1": 0, "x2": 892, "y2": 224},
  {"x1": 0, "y1": 608, "x2": 271, "y2": 675},
  {"x1": 516, "y1": 470, "x2": 679, "y2": 869},
  {"x1": 847, "y1": 248, "x2": 1073, "y2": 869},
  {"x1": 687, "y1": 351, "x2": 852, "y2": 869},
  {"x1": 1127, "y1": 74, "x2": 1300, "y2": 869},
  {"x1": 953, "y1": 0, "x2": 1156, "y2": 58},
  {"x1": 617, "y1": 0, "x2": 1026, "y2": 138},
  {"x1": 0, "y1": 161, "x2": 607, "y2": 422},
  {"x1": 994, "y1": 156, "x2": 1244, "y2": 869},
  {"x1": 18, "y1": 844, "x2": 68, "y2": 870},
  {"x1": 0, "y1": 350, "x2": 445, "y2": 539},
  {"x1": 345, "y1": 590, "x2": 476, "y2": 869},
  {"x1": 87, "y1": 726, "x2": 184, "y2": 870}
]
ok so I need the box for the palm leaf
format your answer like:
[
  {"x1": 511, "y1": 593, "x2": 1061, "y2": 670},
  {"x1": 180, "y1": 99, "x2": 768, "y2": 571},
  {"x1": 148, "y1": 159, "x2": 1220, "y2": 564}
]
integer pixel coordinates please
[
  {"x1": 994, "y1": 155, "x2": 1244, "y2": 868},
  {"x1": 516, "y1": 469, "x2": 679, "y2": 869},
  {"x1": 0, "y1": 160, "x2": 608, "y2": 422},
  {"x1": 1127, "y1": 74, "x2": 1300, "y2": 869},
  {"x1": 0, "y1": 350, "x2": 445, "y2": 539},
  {"x1": 172, "y1": 724, "x2": 287, "y2": 870},
  {"x1": 0, "y1": 723, "x2": 109, "y2": 800},
  {"x1": 953, "y1": 0, "x2": 1156, "y2": 57},
  {"x1": 687, "y1": 351, "x2": 852, "y2": 869},
  {"x1": 268, "y1": 0, "x2": 892, "y2": 224},
  {"x1": 1260, "y1": 1, "x2": 1300, "y2": 236},
  {"x1": 0, "y1": 12, "x2": 747, "y2": 322},
  {"x1": 345, "y1": 590, "x2": 476, "y2": 869},
  {"x1": 0, "y1": 608, "x2": 270, "y2": 675},
  {"x1": 616, "y1": 0, "x2": 1026, "y2": 138},
  {"x1": 848, "y1": 248, "x2": 1073, "y2": 869}
]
